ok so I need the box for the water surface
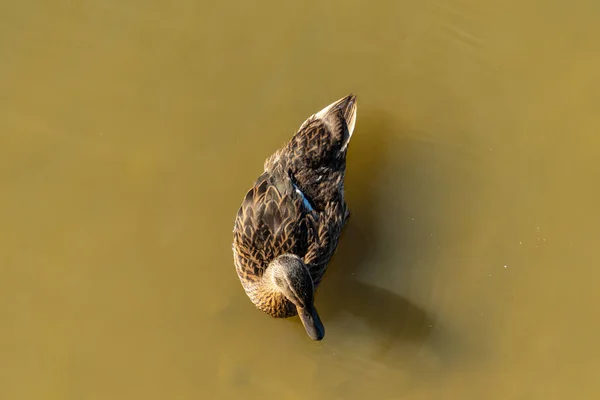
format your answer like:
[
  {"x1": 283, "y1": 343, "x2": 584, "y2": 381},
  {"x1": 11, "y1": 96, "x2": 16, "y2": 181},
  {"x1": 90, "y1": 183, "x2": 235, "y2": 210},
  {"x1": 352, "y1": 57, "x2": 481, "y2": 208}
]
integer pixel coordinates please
[{"x1": 1, "y1": 0, "x2": 599, "y2": 398}]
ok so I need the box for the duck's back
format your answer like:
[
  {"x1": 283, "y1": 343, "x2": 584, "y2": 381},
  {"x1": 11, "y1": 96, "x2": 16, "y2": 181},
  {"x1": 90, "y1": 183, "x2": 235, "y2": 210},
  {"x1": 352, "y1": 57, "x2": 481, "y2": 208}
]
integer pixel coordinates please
[
  {"x1": 262, "y1": 95, "x2": 357, "y2": 285},
  {"x1": 265, "y1": 94, "x2": 357, "y2": 213},
  {"x1": 233, "y1": 167, "x2": 309, "y2": 283}
]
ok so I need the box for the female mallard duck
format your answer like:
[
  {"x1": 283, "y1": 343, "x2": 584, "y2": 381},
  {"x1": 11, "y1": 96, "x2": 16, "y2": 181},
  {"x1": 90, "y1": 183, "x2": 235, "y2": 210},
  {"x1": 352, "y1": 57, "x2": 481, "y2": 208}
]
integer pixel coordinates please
[{"x1": 232, "y1": 94, "x2": 357, "y2": 341}]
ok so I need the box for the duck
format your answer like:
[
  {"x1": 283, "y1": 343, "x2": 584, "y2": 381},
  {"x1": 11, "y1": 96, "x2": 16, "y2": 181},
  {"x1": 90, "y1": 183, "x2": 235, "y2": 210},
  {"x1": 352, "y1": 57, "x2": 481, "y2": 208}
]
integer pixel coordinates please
[{"x1": 232, "y1": 94, "x2": 357, "y2": 341}]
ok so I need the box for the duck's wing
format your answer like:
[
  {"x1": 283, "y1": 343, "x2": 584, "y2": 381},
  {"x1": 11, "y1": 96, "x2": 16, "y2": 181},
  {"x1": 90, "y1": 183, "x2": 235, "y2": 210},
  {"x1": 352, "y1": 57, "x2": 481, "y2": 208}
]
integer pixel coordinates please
[
  {"x1": 303, "y1": 201, "x2": 347, "y2": 288},
  {"x1": 233, "y1": 167, "x2": 313, "y2": 283}
]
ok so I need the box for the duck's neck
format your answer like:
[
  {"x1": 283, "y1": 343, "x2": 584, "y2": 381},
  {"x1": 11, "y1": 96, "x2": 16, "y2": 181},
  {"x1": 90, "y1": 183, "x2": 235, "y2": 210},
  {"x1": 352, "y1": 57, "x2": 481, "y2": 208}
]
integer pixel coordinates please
[{"x1": 239, "y1": 260, "x2": 289, "y2": 317}]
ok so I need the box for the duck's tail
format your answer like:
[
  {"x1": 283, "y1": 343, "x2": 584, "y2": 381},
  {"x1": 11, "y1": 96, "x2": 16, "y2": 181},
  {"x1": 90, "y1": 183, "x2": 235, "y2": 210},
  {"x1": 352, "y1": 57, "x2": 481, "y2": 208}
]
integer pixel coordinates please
[
  {"x1": 293, "y1": 94, "x2": 357, "y2": 155},
  {"x1": 265, "y1": 94, "x2": 358, "y2": 175},
  {"x1": 314, "y1": 94, "x2": 357, "y2": 152}
]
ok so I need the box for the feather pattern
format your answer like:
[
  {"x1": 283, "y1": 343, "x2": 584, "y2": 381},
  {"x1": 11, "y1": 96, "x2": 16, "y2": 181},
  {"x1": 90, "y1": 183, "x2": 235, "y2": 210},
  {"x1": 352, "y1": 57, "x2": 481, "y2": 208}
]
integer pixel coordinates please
[{"x1": 232, "y1": 94, "x2": 357, "y2": 318}]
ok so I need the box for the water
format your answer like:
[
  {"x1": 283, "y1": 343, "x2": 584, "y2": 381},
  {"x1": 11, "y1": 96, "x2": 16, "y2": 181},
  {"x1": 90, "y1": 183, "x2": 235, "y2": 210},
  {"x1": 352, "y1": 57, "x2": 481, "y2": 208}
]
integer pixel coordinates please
[{"x1": 1, "y1": 0, "x2": 599, "y2": 398}]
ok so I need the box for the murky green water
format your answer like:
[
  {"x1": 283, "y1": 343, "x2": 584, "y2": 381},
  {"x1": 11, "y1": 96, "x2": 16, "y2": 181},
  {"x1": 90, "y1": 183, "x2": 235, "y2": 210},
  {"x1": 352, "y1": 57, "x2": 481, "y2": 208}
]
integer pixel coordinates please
[{"x1": 2, "y1": 0, "x2": 599, "y2": 398}]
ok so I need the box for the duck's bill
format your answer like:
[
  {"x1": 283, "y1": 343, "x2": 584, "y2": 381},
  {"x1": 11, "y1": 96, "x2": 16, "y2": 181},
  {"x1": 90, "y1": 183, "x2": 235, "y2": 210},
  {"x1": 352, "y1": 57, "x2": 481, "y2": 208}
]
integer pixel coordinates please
[{"x1": 298, "y1": 305, "x2": 325, "y2": 341}]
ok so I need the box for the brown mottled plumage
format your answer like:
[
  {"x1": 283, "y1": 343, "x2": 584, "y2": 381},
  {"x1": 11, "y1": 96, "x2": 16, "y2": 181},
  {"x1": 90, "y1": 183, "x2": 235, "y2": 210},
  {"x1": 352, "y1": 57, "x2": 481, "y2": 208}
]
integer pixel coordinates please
[{"x1": 232, "y1": 94, "x2": 357, "y2": 340}]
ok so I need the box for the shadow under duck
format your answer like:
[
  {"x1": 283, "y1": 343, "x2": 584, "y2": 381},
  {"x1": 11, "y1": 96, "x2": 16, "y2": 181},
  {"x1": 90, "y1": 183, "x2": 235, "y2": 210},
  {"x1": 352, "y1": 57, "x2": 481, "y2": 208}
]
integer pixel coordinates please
[{"x1": 232, "y1": 94, "x2": 357, "y2": 340}]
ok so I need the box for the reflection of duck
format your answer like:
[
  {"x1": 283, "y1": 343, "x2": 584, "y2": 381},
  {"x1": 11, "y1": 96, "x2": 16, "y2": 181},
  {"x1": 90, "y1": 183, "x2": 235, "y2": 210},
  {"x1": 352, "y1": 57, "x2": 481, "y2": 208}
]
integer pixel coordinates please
[{"x1": 232, "y1": 95, "x2": 358, "y2": 341}]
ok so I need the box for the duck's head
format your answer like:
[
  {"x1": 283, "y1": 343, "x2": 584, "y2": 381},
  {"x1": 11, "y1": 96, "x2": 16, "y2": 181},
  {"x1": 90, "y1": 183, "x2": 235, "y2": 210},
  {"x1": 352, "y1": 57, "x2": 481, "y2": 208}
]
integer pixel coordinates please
[{"x1": 267, "y1": 254, "x2": 325, "y2": 341}]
